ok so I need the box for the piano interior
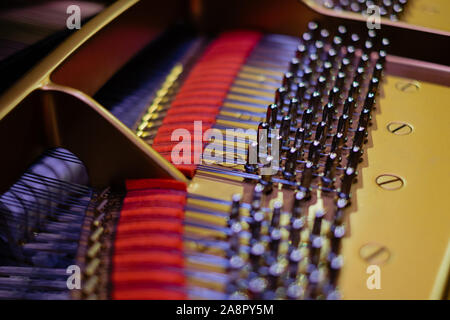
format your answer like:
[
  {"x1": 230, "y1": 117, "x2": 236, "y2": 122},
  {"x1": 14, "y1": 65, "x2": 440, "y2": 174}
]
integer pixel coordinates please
[{"x1": 0, "y1": 0, "x2": 449, "y2": 300}]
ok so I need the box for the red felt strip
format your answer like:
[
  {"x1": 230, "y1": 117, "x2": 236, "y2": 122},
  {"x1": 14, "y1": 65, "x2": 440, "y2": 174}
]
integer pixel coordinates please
[
  {"x1": 151, "y1": 31, "x2": 262, "y2": 178},
  {"x1": 112, "y1": 179, "x2": 187, "y2": 300}
]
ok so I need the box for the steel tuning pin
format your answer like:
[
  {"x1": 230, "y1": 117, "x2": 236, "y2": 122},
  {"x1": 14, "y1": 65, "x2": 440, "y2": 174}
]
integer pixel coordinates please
[
  {"x1": 288, "y1": 98, "x2": 299, "y2": 123},
  {"x1": 270, "y1": 200, "x2": 283, "y2": 230},
  {"x1": 312, "y1": 209, "x2": 325, "y2": 237},
  {"x1": 301, "y1": 108, "x2": 313, "y2": 132},
  {"x1": 353, "y1": 126, "x2": 366, "y2": 149},
  {"x1": 308, "y1": 140, "x2": 321, "y2": 166},
  {"x1": 249, "y1": 242, "x2": 265, "y2": 272},
  {"x1": 294, "y1": 127, "x2": 306, "y2": 158},
  {"x1": 286, "y1": 283, "x2": 303, "y2": 300},
  {"x1": 322, "y1": 102, "x2": 334, "y2": 126},
  {"x1": 322, "y1": 152, "x2": 338, "y2": 189},
  {"x1": 229, "y1": 193, "x2": 241, "y2": 222},
  {"x1": 269, "y1": 228, "x2": 282, "y2": 258},
  {"x1": 310, "y1": 91, "x2": 321, "y2": 116},
  {"x1": 275, "y1": 87, "x2": 288, "y2": 108},
  {"x1": 251, "y1": 183, "x2": 264, "y2": 212},
  {"x1": 358, "y1": 108, "x2": 371, "y2": 129},
  {"x1": 245, "y1": 141, "x2": 258, "y2": 174},
  {"x1": 280, "y1": 115, "x2": 292, "y2": 148},
  {"x1": 330, "y1": 224, "x2": 346, "y2": 256},
  {"x1": 257, "y1": 122, "x2": 269, "y2": 160},
  {"x1": 289, "y1": 58, "x2": 300, "y2": 75},
  {"x1": 296, "y1": 81, "x2": 307, "y2": 101},
  {"x1": 302, "y1": 66, "x2": 313, "y2": 83},
  {"x1": 248, "y1": 277, "x2": 267, "y2": 300},
  {"x1": 340, "y1": 167, "x2": 356, "y2": 198},
  {"x1": 299, "y1": 161, "x2": 314, "y2": 196},
  {"x1": 292, "y1": 190, "x2": 306, "y2": 219},
  {"x1": 306, "y1": 267, "x2": 320, "y2": 299},
  {"x1": 283, "y1": 147, "x2": 298, "y2": 180},
  {"x1": 282, "y1": 72, "x2": 294, "y2": 89},
  {"x1": 228, "y1": 221, "x2": 242, "y2": 255},
  {"x1": 348, "y1": 146, "x2": 362, "y2": 169},
  {"x1": 260, "y1": 155, "x2": 274, "y2": 194},
  {"x1": 266, "y1": 104, "x2": 279, "y2": 128},
  {"x1": 327, "y1": 255, "x2": 343, "y2": 288},
  {"x1": 309, "y1": 235, "x2": 323, "y2": 267},
  {"x1": 336, "y1": 113, "x2": 349, "y2": 136},
  {"x1": 250, "y1": 210, "x2": 264, "y2": 242},
  {"x1": 289, "y1": 216, "x2": 305, "y2": 249},
  {"x1": 330, "y1": 132, "x2": 344, "y2": 156},
  {"x1": 288, "y1": 249, "x2": 303, "y2": 280},
  {"x1": 317, "y1": 76, "x2": 327, "y2": 95},
  {"x1": 334, "y1": 197, "x2": 348, "y2": 226},
  {"x1": 342, "y1": 96, "x2": 355, "y2": 117},
  {"x1": 268, "y1": 262, "x2": 284, "y2": 291},
  {"x1": 328, "y1": 86, "x2": 340, "y2": 107}
]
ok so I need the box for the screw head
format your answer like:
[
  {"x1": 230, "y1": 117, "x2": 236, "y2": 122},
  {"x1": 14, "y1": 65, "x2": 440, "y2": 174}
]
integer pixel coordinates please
[
  {"x1": 359, "y1": 243, "x2": 391, "y2": 264},
  {"x1": 395, "y1": 80, "x2": 420, "y2": 93},
  {"x1": 376, "y1": 174, "x2": 404, "y2": 190},
  {"x1": 387, "y1": 122, "x2": 413, "y2": 135}
]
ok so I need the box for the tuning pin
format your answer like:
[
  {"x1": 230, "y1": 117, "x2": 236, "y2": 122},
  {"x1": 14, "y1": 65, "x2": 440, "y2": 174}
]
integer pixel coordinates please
[
  {"x1": 257, "y1": 122, "x2": 269, "y2": 158},
  {"x1": 307, "y1": 21, "x2": 320, "y2": 37},
  {"x1": 301, "y1": 108, "x2": 313, "y2": 131},
  {"x1": 288, "y1": 249, "x2": 303, "y2": 280},
  {"x1": 296, "y1": 43, "x2": 307, "y2": 61},
  {"x1": 340, "y1": 167, "x2": 356, "y2": 197},
  {"x1": 250, "y1": 210, "x2": 264, "y2": 242},
  {"x1": 280, "y1": 116, "x2": 292, "y2": 144},
  {"x1": 323, "y1": 60, "x2": 333, "y2": 77},
  {"x1": 289, "y1": 217, "x2": 305, "y2": 249},
  {"x1": 229, "y1": 221, "x2": 242, "y2": 254},
  {"x1": 229, "y1": 193, "x2": 241, "y2": 222},
  {"x1": 300, "y1": 161, "x2": 314, "y2": 195},
  {"x1": 309, "y1": 235, "x2": 323, "y2": 267},
  {"x1": 335, "y1": 71, "x2": 345, "y2": 90},
  {"x1": 288, "y1": 98, "x2": 299, "y2": 122},
  {"x1": 348, "y1": 81, "x2": 360, "y2": 101},
  {"x1": 269, "y1": 228, "x2": 282, "y2": 257},
  {"x1": 260, "y1": 157, "x2": 274, "y2": 194},
  {"x1": 317, "y1": 76, "x2": 327, "y2": 95},
  {"x1": 308, "y1": 52, "x2": 319, "y2": 71},
  {"x1": 292, "y1": 190, "x2": 306, "y2": 218},
  {"x1": 283, "y1": 147, "x2": 298, "y2": 180},
  {"x1": 310, "y1": 91, "x2": 321, "y2": 117},
  {"x1": 308, "y1": 140, "x2": 321, "y2": 165},
  {"x1": 348, "y1": 146, "x2": 362, "y2": 169},
  {"x1": 342, "y1": 96, "x2": 355, "y2": 116},
  {"x1": 334, "y1": 197, "x2": 348, "y2": 225},
  {"x1": 365, "y1": 91, "x2": 376, "y2": 112},
  {"x1": 322, "y1": 152, "x2": 337, "y2": 189},
  {"x1": 337, "y1": 25, "x2": 348, "y2": 43},
  {"x1": 302, "y1": 66, "x2": 313, "y2": 83},
  {"x1": 322, "y1": 102, "x2": 334, "y2": 126},
  {"x1": 327, "y1": 255, "x2": 343, "y2": 288},
  {"x1": 330, "y1": 224, "x2": 346, "y2": 256},
  {"x1": 305, "y1": 267, "x2": 320, "y2": 299},
  {"x1": 353, "y1": 126, "x2": 366, "y2": 148},
  {"x1": 329, "y1": 86, "x2": 340, "y2": 107},
  {"x1": 294, "y1": 127, "x2": 306, "y2": 155},
  {"x1": 266, "y1": 104, "x2": 279, "y2": 128},
  {"x1": 316, "y1": 121, "x2": 328, "y2": 146},
  {"x1": 312, "y1": 210, "x2": 325, "y2": 237},
  {"x1": 249, "y1": 242, "x2": 265, "y2": 272},
  {"x1": 358, "y1": 108, "x2": 371, "y2": 129},
  {"x1": 368, "y1": 73, "x2": 383, "y2": 95},
  {"x1": 245, "y1": 141, "x2": 258, "y2": 174},
  {"x1": 336, "y1": 114, "x2": 349, "y2": 137},
  {"x1": 275, "y1": 87, "x2": 288, "y2": 108},
  {"x1": 330, "y1": 132, "x2": 344, "y2": 156},
  {"x1": 268, "y1": 262, "x2": 284, "y2": 291},
  {"x1": 250, "y1": 184, "x2": 263, "y2": 213},
  {"x1": 248, "y1": 277, "x2": 267, "y2": 300},
  {"x1": 289, "y1": 58, "x2": 300, "y2": 75},
  {"x1": 286, "y1": 283, "x2": 303, "y2": 300},
  {"x1": 282, "y1": 72, "x2": 294, "y2": 89},
  {"x1": 270, "y1": 201, "x2": 283, "y2": 230},
  {"x1": 296, "y1": 81, "x2": 307, "y2": 101}
]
